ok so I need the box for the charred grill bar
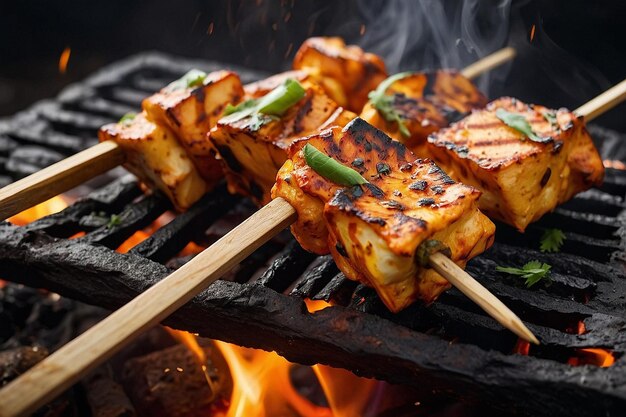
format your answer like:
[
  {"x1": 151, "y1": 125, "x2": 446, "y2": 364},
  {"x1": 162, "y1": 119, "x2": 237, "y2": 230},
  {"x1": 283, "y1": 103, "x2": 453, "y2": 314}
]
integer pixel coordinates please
[{"x1": 1, "y1": 54, "x2": 626, "y2": 417}]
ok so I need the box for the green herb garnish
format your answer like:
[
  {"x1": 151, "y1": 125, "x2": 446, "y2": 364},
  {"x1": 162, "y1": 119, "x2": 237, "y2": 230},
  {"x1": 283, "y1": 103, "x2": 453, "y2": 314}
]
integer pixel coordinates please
[
  {"x1": 495, "y1": 108, "x2": 550, "y2": 143},
  {"x1": 496, "y1": 261, "x2": 552, "y2": 288},
  {"x1": 220, "y1": 79, "x2": 306, "y2": 131},
  {"x1": 303, "y1": 143, "x2": 368, "y2": 186},
  {"x1": 107, "y1": 214, "x2": 122, "y2": 228},
  {"x1": 166, "y1": 69, "x2": 208, "y2": 91},
  {"x1": 542, "y1": 110, "x2": 557, "y2": 126},
  {"x1": 367, "y1": 72, "x2": 413, "y2": 137},
  {"x1": 539, "y1": 228, "x2": 565, "y2": 253},
  {"x1": 119, "y1": 112, "x2": 136, "y2": 124}
]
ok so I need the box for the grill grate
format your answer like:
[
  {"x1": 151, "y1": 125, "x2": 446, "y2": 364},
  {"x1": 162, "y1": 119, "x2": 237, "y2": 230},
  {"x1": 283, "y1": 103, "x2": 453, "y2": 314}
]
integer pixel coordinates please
[{"x1": 1, "y1": 52, "x2": 626, "y2": 417}]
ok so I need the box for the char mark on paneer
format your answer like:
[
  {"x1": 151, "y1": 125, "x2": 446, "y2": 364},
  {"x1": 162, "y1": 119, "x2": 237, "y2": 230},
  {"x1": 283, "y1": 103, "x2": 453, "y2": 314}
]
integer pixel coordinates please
[
  {"x1": 98, "y1": 112, "x2": 207, "y2": 211},
  {"x1": 99, "y1": 70, "x2": 245, "y2": 211},
  {"x1": 143, "y1": 70, "x2": 244, "y2": 186},
  {"x1": 361, "y1": 70, "x2": 487, "y2": 155},
  {"x1": 209, "y1": 79, "x2": 356, "y2": 205},
  {"x1": 427, "y1": 97, "x2": 604, "y2": 231},
  {"x1": 272, "y1": 118, "x2": 495, "y2": 312},
  {"x1": 293, "y1": 37, "x2": 388, "y2": 113}
]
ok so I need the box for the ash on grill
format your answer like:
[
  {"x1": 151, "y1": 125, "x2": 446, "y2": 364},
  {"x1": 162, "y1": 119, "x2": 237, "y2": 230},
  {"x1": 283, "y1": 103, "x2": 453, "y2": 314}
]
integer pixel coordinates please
[{"x1": 1, "y1": 53, "x2": 626, "y2": 417}]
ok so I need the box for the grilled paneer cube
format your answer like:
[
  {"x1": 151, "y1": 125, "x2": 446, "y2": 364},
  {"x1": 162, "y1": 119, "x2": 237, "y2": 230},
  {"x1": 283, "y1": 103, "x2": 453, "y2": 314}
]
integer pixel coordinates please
[
  {"x1": 361, "y1": 70, "x2": 487, "y2": 155},
  {"x1": 143, "y1": 70, "x2": 244, "y2": 187},
  {"x1": 293, "y1": 37, "x2": 387, "y2": 112},
  {"x1": 210, "y1": 80, "x2": 356, "y2": 205},
  {"x1": 428, "y1": 97, "x2": 604, "y2": 231},
  {"x1": 99, "y1": 112, "x2": 207, "y2": 211},
  {"x1": 272, "y1": 118, "x2": 495, "y2": 312}
]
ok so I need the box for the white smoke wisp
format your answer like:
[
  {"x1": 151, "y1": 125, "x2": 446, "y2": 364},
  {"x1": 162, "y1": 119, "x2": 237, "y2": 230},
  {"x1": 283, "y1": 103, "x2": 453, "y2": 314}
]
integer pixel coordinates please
[{"x1": 356, "y1": 0, "x2": 513, "y2": 93}]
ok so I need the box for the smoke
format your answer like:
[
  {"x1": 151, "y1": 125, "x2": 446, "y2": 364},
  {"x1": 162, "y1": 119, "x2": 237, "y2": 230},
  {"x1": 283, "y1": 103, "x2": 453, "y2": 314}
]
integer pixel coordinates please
[{"x1": 355, "y1": 0, "x2": 512, "y2": 92}]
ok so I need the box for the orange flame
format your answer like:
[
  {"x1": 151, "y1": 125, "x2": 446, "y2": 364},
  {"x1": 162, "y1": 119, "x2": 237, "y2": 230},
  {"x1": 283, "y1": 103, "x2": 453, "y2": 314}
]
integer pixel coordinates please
[
  {"x1": 59, "y1": 47, "x2": 71, "y2": 74},
  {"x1": 313, "y1": 365, "x2": 377, "y2": 417},
  {"x1": 529, "y1": 25, "x2": 536, "y2": 42},
  {"x1": 213, "y1": 341, "x2": 332, "y2": 417},
  {"x1": 8, "y1": 196, "x2": 68, "y2": 226}
]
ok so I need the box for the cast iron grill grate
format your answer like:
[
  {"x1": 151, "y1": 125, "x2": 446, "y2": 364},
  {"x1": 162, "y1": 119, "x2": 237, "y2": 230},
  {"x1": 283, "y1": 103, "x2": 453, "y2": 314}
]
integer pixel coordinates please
[{"x1": 1, "y1": 53, "x2": 625, "y2": 417}]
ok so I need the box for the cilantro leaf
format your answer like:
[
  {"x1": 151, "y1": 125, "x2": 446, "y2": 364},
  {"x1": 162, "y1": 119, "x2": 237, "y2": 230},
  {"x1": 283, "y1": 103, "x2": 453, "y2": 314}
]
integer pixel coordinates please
[
  {"x1": 303, "y1": 143, "x2": 368, "y2": 186},
  {"x1": 107, "y1": 214, "x2": 122, "y2": 228},
  {"x1": 540, "y1": 228, "x2": 565, "y2": 253},
  {"x1": 496, "y1": 261, "x2": 552, "y2": 288},
  {"x1": 367, "y1": 72, "x2": 413, "y2": 137},
  {"x1": 495, "y1": 108, "x2": 551, "y2": 143}
]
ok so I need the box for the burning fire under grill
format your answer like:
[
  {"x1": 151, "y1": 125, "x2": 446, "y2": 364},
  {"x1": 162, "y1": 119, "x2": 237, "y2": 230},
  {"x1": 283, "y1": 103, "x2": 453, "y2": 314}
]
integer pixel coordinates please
[{"x1": 1, "y1": 2, "x2": 626, "y2": 417}]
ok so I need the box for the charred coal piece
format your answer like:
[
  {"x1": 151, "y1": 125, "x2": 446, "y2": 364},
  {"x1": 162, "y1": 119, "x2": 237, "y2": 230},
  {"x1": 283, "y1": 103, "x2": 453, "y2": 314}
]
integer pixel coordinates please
[
  {"x1": 121, "y1": 344, "x2": 229, "y2": 417},
  {"x1": 0, "y1": 346, "x2": 48, "y2": 386},
  {"x1": 83, "y1": 370, "x2": 136, "y2": 417}
]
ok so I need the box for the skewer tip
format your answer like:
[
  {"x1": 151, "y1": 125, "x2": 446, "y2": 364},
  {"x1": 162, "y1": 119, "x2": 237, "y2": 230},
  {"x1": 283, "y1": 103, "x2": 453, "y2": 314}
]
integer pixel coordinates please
[{"x1": 513, "y1": 320, "x2": 540, "y2": 345}]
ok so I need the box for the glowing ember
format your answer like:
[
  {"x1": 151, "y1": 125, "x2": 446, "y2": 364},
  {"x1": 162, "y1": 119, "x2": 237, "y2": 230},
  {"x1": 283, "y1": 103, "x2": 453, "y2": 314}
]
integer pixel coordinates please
[
  {"x1": 603, "y1": 159, "x2": 626, "y2": 170},
  {"x1": 304, "y1": 299, "x2": 331, "y2": 313},
  {"x1": 568, "y1": 348, "x2": 615, "y2": 367},
  {"x1": 529, "y1": 24, "x2": 536, "y2": 42},
  {"x1": 116, "y1": 211, "x2": 175, "y2": 253},
  {"x1": 360, "y1": 24, "x2": 366, "y2": 36},
  {"x1": 8, "y1": 196, "x2": 68, "y2": 226},
  {"x1": 179, "y1": 241, "x2": 207, "y2": 257},
  {"x1": 58, "y1": 47, "x2": 71, "y2": 74},
  {"x1": 512, "y1": 338, "x2": 530, "y2": 356}
]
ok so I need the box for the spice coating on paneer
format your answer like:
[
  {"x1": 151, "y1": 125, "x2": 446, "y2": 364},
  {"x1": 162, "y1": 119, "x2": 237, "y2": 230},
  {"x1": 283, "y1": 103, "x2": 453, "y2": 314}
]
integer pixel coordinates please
[
  {"x1": 143, "y1": 70, "x2": 244, "y2": 187},
  {"x1": 361, "y1": 70, "x2": 487, "y2": 155},
  {"x1": 99, "y1": 112, "x2": 207, "y2": 211},
  {"x1": 293, "y1": 37, "x2": 387, "y2": 113},
  {"x1": 210, "y1": 81, "x2": 356, "y2": 205},
  {"x1": 272, "y1": 118, "x2": 495, "y2": 312},
  {"x1": 427, "y1": 97, "x2": 604, "y2": 231}
]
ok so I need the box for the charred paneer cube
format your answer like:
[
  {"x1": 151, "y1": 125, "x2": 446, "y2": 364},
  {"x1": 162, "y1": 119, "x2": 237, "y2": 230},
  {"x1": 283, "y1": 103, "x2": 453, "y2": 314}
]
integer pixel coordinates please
[
  {"x1": 361, "y1": 70, "x2": 487, "y2": 155},
  {"x1": 293, "y1": 37, "x2": 387, "y2": 113},
  {"x1": 143, "y1": 70, "x2": 244, "y2": 187},
  {"x1": 99, "y1": 112, "x2": 207, "y2": 211},
  {"x1": 210, "y1": 79, "x2": 356, "y2": 205},
  {"x1": 427, "y1": 97, "x2": 604, "y2": 231},
  {"x1": 272, "y1": 118, "x2": 495, "y2": 312}
]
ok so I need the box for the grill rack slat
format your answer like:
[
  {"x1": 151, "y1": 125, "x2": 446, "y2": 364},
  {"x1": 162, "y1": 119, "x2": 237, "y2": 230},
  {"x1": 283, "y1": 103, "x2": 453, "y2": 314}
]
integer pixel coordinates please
[{"x1": 1, "y1": 52, "x2": 626, "y2": 416}]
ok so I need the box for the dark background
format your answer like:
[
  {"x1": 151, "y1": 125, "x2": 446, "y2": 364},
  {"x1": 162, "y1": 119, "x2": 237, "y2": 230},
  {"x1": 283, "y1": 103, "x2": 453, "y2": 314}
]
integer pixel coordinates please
[{"x1": 1, "y1": 0, "x2": 625, "y2": 130}]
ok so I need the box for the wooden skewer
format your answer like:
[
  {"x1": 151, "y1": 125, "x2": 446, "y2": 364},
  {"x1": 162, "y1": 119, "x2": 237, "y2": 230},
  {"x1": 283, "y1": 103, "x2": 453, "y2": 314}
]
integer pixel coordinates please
[
  {"x1": 461, "y1": 46, "x2": 516, "y2": 80},
  {"x1": 0, "y1": 140, "x2": 124, "y2": 221},
  {"x1": 0, "y1": 197, "x2": 297, "y2": 417},
  {"x1": 575, "y1": 78, "x2": 626, "y2": 121},
  {"x1": 0, "y1": 47, "x2": 517, "y2": 222},
  {"x1": 429, "y1": 252, "x2": 537, "y2": 344}
]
